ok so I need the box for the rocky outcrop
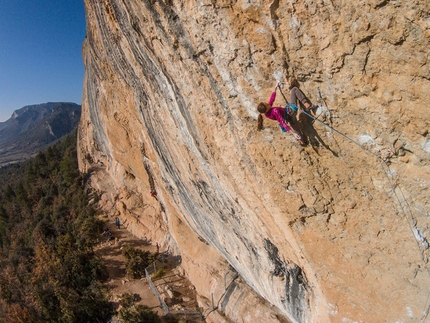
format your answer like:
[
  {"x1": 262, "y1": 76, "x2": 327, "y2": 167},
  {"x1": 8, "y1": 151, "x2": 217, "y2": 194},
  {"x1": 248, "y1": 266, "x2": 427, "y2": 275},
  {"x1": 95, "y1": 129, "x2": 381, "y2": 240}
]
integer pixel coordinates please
[
  {"x1": 0, "y1": 102, "x2": 81, "y2": 166},
  {"x1": 78, "y1": 1, "x2": 430, "y2": 322}
]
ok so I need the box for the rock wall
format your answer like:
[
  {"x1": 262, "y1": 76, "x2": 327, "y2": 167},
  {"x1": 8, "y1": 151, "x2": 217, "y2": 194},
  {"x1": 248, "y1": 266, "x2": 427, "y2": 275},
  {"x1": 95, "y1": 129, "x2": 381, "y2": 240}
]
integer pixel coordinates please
[{"x1": 78, "y1": 0, "x2": 430, "y2": 322}]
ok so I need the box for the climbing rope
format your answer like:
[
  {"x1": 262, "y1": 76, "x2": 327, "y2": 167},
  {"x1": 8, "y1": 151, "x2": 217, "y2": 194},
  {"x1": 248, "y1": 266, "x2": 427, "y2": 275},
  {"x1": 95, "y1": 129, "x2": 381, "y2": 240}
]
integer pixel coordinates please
[
  {"x1": 277, "y1": 83, "x2": 380, "y2": 158},
  {"x1": 278, "y1": 85, "x2": 430, "y2": 321},
  {"x1": 303, "y1": 109, "x2": 382, "y2": 158}
]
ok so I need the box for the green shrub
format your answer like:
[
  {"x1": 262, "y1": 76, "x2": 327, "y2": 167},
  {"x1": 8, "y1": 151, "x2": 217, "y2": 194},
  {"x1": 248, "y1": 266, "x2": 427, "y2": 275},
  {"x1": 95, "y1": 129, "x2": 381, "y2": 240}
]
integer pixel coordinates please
[
  {"x1": 162, "y1": 315, "x2": 180, "y2": 323},
  {"x1": 120, "y1": 293, "x2": 141, "y2": 308},
  {"x1": 122, "y1": 245, "x2": 154, "y2": 279},
  {"x1": 151, "y1": 268, "x2": 166, "y2": 280},
  {"x1": 119, "y1": 304, "x2": 161, "y2": 323}
]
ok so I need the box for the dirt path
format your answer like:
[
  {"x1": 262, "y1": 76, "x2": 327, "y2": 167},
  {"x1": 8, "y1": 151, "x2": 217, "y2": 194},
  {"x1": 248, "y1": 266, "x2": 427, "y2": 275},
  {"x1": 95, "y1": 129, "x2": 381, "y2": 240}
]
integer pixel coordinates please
[
  {"x1": 95, "y1": 218, "x2": 162, "y2": 314},
  {"x1": 95, "y1": 216, "x2": 204, "y2": 322}
]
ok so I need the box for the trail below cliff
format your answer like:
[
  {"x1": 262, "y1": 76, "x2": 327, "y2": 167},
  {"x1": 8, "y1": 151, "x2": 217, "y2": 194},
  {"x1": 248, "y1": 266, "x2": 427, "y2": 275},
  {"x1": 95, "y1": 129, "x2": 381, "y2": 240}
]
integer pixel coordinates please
[{"x1": 95, "y1": 215, "x2": 202, "y2": 322}]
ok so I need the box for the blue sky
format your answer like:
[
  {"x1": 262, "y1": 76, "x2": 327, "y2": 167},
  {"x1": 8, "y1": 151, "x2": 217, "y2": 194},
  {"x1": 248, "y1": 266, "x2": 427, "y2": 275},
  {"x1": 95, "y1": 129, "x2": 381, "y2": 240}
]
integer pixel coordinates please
[{"x1": 0, "y1": 0, "x2": 86, "y2": 122}]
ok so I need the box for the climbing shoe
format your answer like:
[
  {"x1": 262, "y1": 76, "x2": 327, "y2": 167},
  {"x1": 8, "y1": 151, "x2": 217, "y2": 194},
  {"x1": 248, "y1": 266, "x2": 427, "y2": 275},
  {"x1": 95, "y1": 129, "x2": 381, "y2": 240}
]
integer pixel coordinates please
[{"x1": 305, "y1": 105, "x2": 318, "y2": 115}]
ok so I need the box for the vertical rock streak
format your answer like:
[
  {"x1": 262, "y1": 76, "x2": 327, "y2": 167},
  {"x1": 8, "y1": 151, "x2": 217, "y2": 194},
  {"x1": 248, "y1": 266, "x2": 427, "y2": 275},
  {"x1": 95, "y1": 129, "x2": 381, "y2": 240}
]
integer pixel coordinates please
[{"x1": 80, "y1": 0, "x2": 430, "y2": 322}]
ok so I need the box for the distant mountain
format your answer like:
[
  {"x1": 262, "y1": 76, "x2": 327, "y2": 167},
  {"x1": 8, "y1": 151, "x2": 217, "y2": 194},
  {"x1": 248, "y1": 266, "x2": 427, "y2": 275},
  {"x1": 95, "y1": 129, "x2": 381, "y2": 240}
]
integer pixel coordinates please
[{"x1": 0, "y1": 102, "x2": 81, "y2": 166}]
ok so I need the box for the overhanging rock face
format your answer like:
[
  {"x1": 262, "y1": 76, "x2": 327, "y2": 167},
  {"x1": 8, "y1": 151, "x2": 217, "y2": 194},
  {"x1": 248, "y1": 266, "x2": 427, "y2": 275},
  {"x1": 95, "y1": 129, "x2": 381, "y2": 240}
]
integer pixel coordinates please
[{"x1": 78, "y1": 1, "x2": 430, "y2": 322}]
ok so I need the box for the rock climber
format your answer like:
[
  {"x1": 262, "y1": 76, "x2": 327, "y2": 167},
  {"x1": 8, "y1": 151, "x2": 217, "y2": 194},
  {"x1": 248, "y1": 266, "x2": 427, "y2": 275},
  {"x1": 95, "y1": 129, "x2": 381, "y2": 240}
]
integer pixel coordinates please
[
  {"x1": 150, "y1": 190, "x2": 158, "y2": 200},
  {"x1": 257, "y1": 81, "x2": 305, "y2": 145}
]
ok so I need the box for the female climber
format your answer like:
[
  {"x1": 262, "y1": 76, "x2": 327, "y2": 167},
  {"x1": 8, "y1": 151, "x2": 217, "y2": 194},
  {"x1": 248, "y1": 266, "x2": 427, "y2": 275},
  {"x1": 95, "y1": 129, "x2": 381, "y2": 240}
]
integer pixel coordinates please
[{"x1": 257, "y1": 81, "x2": 305, "y2": 146}]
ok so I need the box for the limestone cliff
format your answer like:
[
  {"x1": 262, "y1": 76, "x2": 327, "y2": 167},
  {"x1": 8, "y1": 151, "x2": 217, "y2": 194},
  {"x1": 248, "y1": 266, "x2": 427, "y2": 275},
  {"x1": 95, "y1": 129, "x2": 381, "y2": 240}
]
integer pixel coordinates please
[{"x1": 78, "y1": 1, "x2": 430, "y2": 322}]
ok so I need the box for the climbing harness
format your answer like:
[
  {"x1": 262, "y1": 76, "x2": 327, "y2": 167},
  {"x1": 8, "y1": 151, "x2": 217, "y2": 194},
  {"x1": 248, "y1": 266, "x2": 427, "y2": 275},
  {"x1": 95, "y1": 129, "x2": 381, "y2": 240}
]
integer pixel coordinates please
[
  {"x1": 277, "y1": 82, "x2": 299, "y2": 128},
  {"x1": 284, "y1": 103, "x2": 298, "y2": 124}
]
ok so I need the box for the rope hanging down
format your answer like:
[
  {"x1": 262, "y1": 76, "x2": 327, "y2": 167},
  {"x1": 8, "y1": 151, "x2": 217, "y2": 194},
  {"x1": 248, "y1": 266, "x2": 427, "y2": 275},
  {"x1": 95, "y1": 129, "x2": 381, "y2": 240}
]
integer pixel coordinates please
[{"x1": 277, "y1": 85, "x2": 430, "y2": 321}]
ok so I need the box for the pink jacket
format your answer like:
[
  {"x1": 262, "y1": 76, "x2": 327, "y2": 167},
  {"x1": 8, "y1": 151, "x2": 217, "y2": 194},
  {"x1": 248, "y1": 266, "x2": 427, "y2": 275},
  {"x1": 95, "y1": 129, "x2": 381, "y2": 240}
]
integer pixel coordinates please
[{"x1": 264, "y1": 92, "x2": 291, "y2": 132}]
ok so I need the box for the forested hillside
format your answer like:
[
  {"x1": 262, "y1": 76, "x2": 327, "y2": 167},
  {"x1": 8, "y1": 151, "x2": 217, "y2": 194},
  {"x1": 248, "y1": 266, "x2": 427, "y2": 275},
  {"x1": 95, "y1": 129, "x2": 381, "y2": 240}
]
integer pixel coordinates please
[
  {"x1": 0, "y1": 102, "x2": 81, "y2": 167},
  {"x1": 0, "y1": 131, "x2": 112, "y2": 322}
]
